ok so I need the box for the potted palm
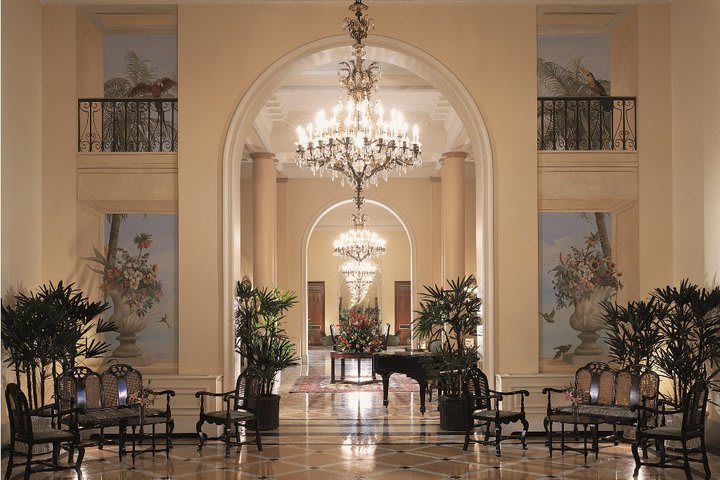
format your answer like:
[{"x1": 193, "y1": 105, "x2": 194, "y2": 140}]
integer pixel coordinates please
[
  {"x1": 602, "y1": 297, "x2": 661, "y2": 368},
  {"x1": 234, "y1": 277, "x2": 299, "y2": 430},
  {"x1": 2, "y1": 281, "x2": 115, "y2": 453},
  {"x1": 412, "y1": 275, "x2": 482, "y2": 431},
  {"x1": 651, "y1": 280, "x2": 720, "y2": 408}
]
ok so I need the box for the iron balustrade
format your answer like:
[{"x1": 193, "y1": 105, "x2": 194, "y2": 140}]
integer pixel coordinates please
[
  {"x1": 537, "y1": 97, "x2": 636, "y2": 151},
  {"x1": 78, "y1": 98, "x2": 178, "y2": 153}
]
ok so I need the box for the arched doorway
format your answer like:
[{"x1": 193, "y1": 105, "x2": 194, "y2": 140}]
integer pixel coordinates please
[
  {"x1": 222, "y1": 35, "x2": 494, "y2": 389},
  {"x1": 302, "y1": 199, "x2": 415, "y2": 368}
]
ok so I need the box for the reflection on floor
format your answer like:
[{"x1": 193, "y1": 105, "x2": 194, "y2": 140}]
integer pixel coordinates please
[{"x1": 3, "y1": 348, "x2": 718, "y2": 479}]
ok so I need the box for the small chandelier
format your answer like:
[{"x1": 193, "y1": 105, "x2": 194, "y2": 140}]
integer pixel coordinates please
[
  {"x1": 295, "y1": 0, "x2": 422, "y2": 196},
  {"x1": 333, "y1": 209, "x2": 386, "y2": 263},
  {"x1": 342, "y1": 259, "x2": 377, "y2": 304}
]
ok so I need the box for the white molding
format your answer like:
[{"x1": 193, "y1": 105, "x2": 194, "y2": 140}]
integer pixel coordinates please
[
  {"x1": 538, "y1": 152, "x2": 638, "y2": 173},
  {"x1": 221, "y1": 34, "x2": 495, "y2": 390}
]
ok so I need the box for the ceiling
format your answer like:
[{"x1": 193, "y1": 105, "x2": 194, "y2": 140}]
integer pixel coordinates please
[{"x1": 248, "y1": 60, "x2": 470, "y2": 179}]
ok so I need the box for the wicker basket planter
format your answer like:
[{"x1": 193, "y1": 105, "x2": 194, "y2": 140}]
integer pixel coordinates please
[
  {"x1": 439, "y1": 395, "x2": 469, "y2": 431},
  {"x1": 248, "y1": 394, "x2": 281, "y2": 431}
]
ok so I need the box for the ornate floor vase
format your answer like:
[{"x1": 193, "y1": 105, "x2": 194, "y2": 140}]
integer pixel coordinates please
[
  {"x1": 569, "y1": 286, "x2": 614, "y2": 357},
  {"x1": 108, "y1": 288, "x2": 147, "y2": 358}
]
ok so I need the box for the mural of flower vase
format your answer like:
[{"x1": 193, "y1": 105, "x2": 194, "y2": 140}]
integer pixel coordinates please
[
  {"x1": 108, "y1": 288, "x2": 149, "y2": 358},
  {"x1": 569, "y1": 285, "x2": 614, "y2": 357}
]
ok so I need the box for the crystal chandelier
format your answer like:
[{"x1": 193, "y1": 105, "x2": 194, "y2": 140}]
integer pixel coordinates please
[
  {"x1": 295, "y1": 0, "x2": 422, "y2": 199},
  {"x1": 341, "y1": 259, "x2": 377, "y2": 305},
  {"x1": 333, "y1": 209, "x2": 386, "y2": 263}
]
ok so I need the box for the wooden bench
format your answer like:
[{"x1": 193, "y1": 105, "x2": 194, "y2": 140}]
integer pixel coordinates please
[{"x1": 542, "y1": 362, "x2": 659, "y2": 447}]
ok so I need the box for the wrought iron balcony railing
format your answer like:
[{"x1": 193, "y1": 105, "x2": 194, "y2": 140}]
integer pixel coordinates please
[
  {"x1": 537, "y1": 96, "x2": 636, "y2": 151},
  {"x1": 78, "y1": 98, "x2": 178, "y2": 153}
]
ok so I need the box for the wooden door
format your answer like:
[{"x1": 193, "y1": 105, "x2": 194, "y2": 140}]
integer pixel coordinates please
[
  {"x1": 307, "y1": 281, "x2": 325, "y2": 346},
  {"x1": 394, "y1": 281, "x2": 412, "y2": 345}
]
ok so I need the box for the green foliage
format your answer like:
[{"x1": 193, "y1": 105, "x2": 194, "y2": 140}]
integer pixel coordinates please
[
  {"x1": 234, "y1": 278, "x2": 299, "y2": 396},
  {"x1": 412, "y1": 275, "x2": 482, "y2": 397},
  {"x1": 1, "y1": 281, "x2": 114, "y2": 409},
  {"x1": 651, "y1": 280, "x2": 720, "y2": 406},
  {"x1": 602, "y1": 297, "x2": 661, "y2": 368}
]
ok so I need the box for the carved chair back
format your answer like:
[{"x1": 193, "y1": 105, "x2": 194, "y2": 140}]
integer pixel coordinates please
[
  {"x1": 682, "y1": 380, "x2": 709, "y2": 436},
  {"x1": 5, "y1": 383, "x2": 33, "y2": 441},
  {"x1": 574, "y1": 362, "x2": 616, "y2": 405},
  {"x1": 234, "y1": 369, "x2": 261, "y2": 410},
  {"x1": 614, "y1": 364, "x2": 660, "y2": 408},
  {"x1": 56, "y1": 366, "x2": 103, "y2": 412},
  {"x1": 100, "y1": 364, "x2": 143, "y2": 408},
  {"x1": 464, "y1": 366, "x2": 491, "y2": 410},
  {"x1": 329, "y1": 324, "x2": 338, "y2": 351},
  {"x1": 381, "y1": 323, "x2": 391, "y2": 350}
]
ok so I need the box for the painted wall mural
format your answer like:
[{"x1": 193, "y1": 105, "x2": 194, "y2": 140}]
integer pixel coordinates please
[
  {"x1": 537, "y1": 33, "x2": 611, "y2": 97},
  {"x1": 539, "y1": 212, "x2": 622, "y2": 373},
  {"x1": 87, "y1": 214, "x2": 178, "y2": 372},
  {"x1": 104, "y1": 34, "x2": 177, "y2": 97}
]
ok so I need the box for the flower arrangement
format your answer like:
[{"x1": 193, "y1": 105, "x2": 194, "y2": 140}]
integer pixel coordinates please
[
  {"x1": 564, "y1": 382, "x2": 588, "y2": 419},
  {"x1": 550, "y1": 234, "x2": 622, "y2": 309},
  {"x1": 87, "y1": 233, "x2": 163, "y2": 316},
  {"x1": 128, "y1": 386, "x2": 156, "y2": 408},
  {"x1": 336, "y1": 309, "x2": 382, "y2": 353}
]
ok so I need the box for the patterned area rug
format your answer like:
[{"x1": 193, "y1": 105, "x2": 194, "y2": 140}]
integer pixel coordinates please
[{"x1": 289, "y1": 375, "x2": 419, "y2": 393}]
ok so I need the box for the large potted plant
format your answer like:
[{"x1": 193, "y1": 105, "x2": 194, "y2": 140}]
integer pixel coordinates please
[
  {"x1": 651, "y1": 280, "x2": 720, "y2": 408},
  {"x1": 234, "y1": 277, "x2": 299, "y2": 430},
  {"x1": 602, "y1": 297, "x2": 661, "y2": 368},
  {"x1": 1, "y1": 281, "x2": 115, "y2": 452},
  {"x1": 412, "y1": 275, "x2": 482, "y2": 431}
]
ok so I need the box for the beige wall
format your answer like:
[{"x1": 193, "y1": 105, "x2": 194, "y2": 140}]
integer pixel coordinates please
[
  {"x1": 670, "y1": 0, "x2": 720, "y2": 450},
  {"x1": 1, "y1": 0, "x2": 44, "y2": 445},
  {"x1": 177, "y1": 4, "x2": 533, "y2": 377},
  {"x1": 2, "y1": 0, "x2": 44, "y2": 294}
]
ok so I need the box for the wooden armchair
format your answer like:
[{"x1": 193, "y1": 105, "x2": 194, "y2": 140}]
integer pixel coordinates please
[
  {"x1": 631, "y1": 380, "x2": 711, "y2": 480},
  {"x1": 195, "y1": 370, "x2": 263, "y2": 456},
  {"x1": 5, "y1": 383, "x2": 84, "y2": 480},
  {"x1": 463, "y1": 366, "x2": 530, "y2": 456}
]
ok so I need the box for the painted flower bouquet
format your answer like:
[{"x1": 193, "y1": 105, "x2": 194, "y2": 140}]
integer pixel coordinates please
[
  {"x1": 87, "y1": 233, "x2": 163, "y2": 316},
  {"x1": 336, "y1": 309, "x2": 382, "y2": 353},
  {"x1": 550, "y1": 234, "x2": 622, "y2": 309}
]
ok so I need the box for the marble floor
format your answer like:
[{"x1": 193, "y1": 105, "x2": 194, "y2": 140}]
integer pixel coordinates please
[{"x1": 3, "y1": 349, "x2": 718, "y2": 479}]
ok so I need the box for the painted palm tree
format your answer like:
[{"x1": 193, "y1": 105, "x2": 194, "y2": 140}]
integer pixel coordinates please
[
  {"x1": 537, "y1": 57, "x2": 613, "y2": 150},
  {"x1": 103, "y1": 51, "x2": 178, "y2": 151}
]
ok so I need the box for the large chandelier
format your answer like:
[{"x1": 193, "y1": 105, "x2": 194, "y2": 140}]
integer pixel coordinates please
[
  {"x1": 295, "y1": 0, "x2": 422, "y2": 198},
  {"x1": 341, "y1": 259, "x2": 377, "y2": 305},
  {"x1": 333, "y1": 209, "x2": 386, "y2": 263}
]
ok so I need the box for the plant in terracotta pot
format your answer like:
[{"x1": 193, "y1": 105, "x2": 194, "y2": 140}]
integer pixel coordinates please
[
  {"x1": 234, "y1": 277, "x2": 299, "y2": 430},
  {"x1": 412, "y1": 275, "x2": 482, "y2": 431}
]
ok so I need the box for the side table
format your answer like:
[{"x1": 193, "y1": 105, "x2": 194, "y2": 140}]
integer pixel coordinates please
[
  {"x1": 330, "y1": 351, "x2": 377, "y2": 385},
  {"x1": 546, "y1": 414, "x2": 599, "y2": 462}
]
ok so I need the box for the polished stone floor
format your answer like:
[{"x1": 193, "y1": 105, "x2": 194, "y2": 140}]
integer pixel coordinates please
[{"x1": 3, "y1": 349, "x2": 718, "y2": 479}]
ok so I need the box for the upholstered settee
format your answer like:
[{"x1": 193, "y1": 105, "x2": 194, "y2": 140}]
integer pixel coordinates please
[{"x1": 542, "y1": 362, "x2": 660, "y2": 438}]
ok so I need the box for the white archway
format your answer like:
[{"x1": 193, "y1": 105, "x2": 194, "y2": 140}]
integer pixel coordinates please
[
  {"x1": 222, "y1": 34, "x2": 495, "y2": 389},
  {"x1": 302, "y1": 198, "x2": 416, "y2": 364}
]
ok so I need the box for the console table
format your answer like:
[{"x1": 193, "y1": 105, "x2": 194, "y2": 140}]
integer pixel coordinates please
[{"x1": 330, "y1": 351, "x2": 377, "y2": 385}]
